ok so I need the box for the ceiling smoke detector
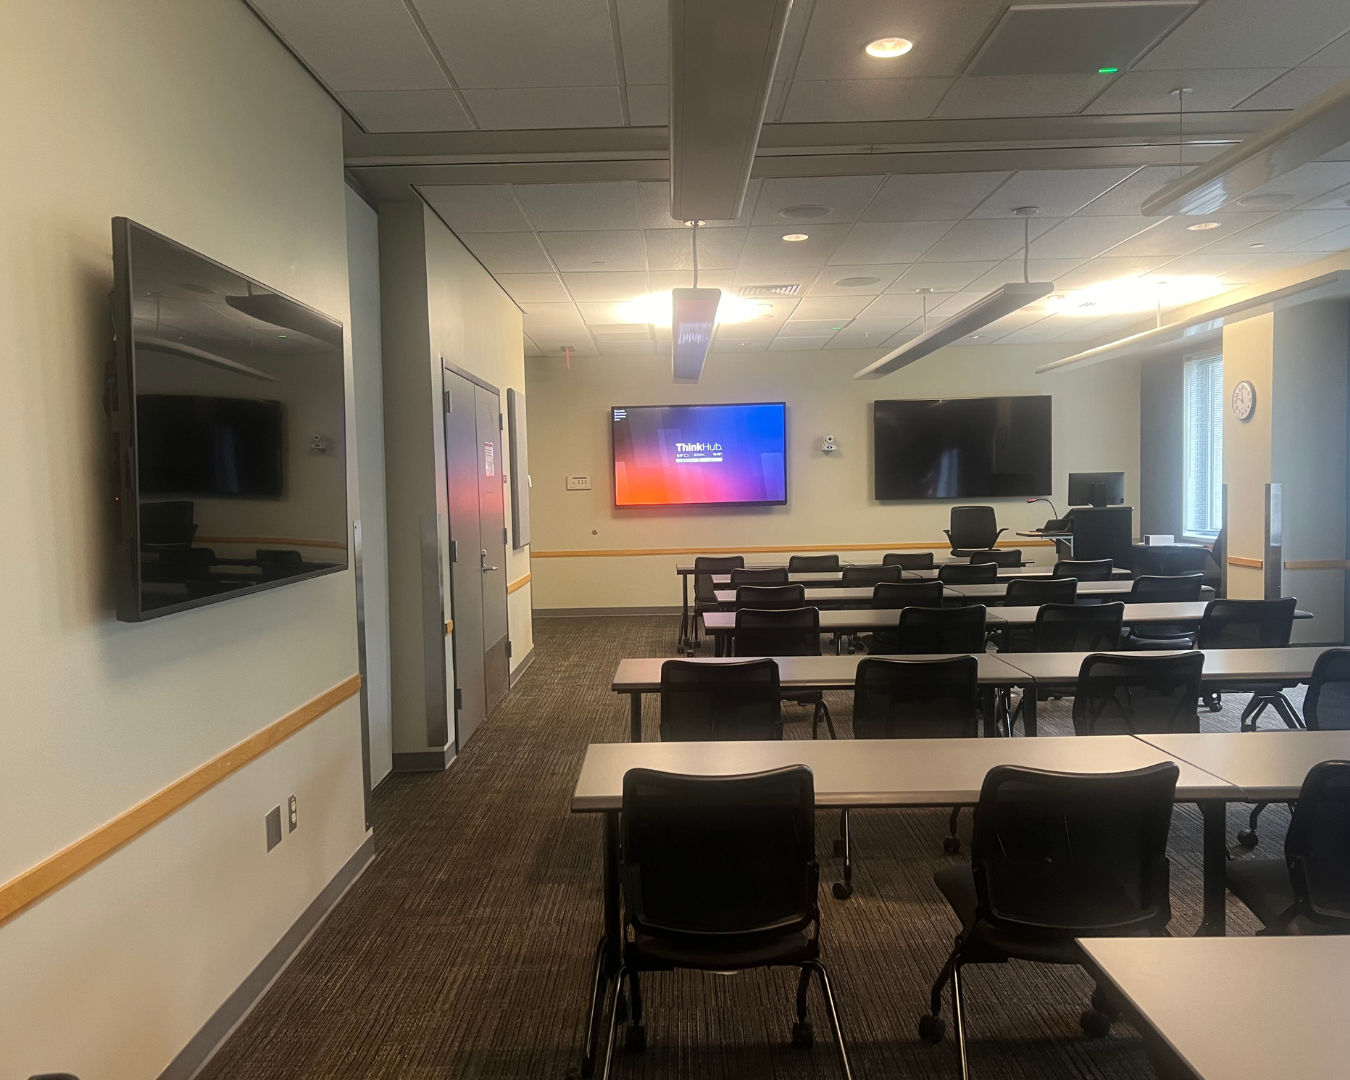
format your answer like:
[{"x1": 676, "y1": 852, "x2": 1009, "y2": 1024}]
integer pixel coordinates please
[{"x1": 833, "y1": 276, "x2": 882, "y2": 287}]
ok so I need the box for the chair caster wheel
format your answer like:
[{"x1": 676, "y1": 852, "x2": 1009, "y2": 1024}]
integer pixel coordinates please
[
  {"x1": 1090, "y1": 988, "x2": 1121, "y2": 1021},
  {"x1": 942, "y1": 836, "x2": 961, "y2": 854},
  {"x1": 792, "y1": 1020, "x2": 814, "y2": 1048},
  {"x1": 1080, "y1": 1009, "x2": 1112, "y2": 1038},
  {"x1": 1237, "y1": 829, "x2": 1259, "y2": 848},
  {"x1": 832, "y1": 837, "x2": 845, "y2": 856},
  {"x1": 918, "y1": 1014, "x2": 946, "y2": 1044},
  {"x1": 1207, "y1": 694, "x2": 1223, "y2": 713},
  {"x1": 625, "y1": 1024, "x2": 646, "y2": 1052},
  {"x1": 832, "y1": 880, "x2": 853, "y2": 900}
]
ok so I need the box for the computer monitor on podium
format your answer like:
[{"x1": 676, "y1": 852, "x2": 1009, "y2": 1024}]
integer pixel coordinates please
[{"x1": 1068, "y1": 472, "x2": 1125, "y2": 508}]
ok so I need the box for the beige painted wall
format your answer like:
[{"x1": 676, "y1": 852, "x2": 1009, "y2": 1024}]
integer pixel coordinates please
[
  {"x1": 1222, "y1": 314, "x2": 1276, "y2": 600},
  {"x1": 526, "y1": 345, "x2": 1140, "y2": 610},
  {"x1": 0, "y1": 1, "x2": 368, "y2": 1075}
]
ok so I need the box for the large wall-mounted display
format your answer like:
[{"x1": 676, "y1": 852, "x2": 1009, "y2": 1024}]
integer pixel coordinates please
[
  {"x1": 611, "y1": 402, "x2": 787, "y2": 507},
  {"x1": 109, "y1": 218, "x2": 349, "y2": 621},
  {"x1": 874, "y1": 395, "x2": 1052, "y2": 499}
]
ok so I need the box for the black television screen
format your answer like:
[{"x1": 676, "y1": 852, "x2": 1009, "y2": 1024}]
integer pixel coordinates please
[
  {"x1": 873, "y1": 396, "x2": 1052, "y2": 500},
  {"x1": 110, "y1": 219, "x2": 348, "y2": 621}
]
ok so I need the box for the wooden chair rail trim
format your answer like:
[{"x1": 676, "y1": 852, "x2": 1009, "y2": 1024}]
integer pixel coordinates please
[
  {"x1": 195, "y1": 536, "x2": 348, "y2": 551},
  {"x1": 1228, "y1": 556, "x2": 1264, "y2": 569},
  {"x1": 0, "y1": 674, "x2": 362, "y2": 928},
  {"x1": 507, "y1": 572, "x2": 532, "y2": 594},
  {"x1": 531, "y1": 540, "x2": 1053, "y2": 559},
  {"x1": 1284, "y1": 560, "x2": 1350, "y2": 571}
]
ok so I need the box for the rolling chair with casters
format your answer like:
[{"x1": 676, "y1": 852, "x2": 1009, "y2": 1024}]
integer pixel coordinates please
[
  {"x1": 918, "y1": 762, "x2": 1179, "y2": 1077},
  {"x1": 883, "y1": 551, "x2": 934, "y2": 570},
  {"x1": 969, "y1": 548, "x2": 1022, "y2": 568},
  {"x1": 1053, "y1": 559, "x2": 1114, "y2": 581},
  {"x1": 735, "y1": 584, "x2": 806, "y2": 611},
  {"x1": 944, "y1": 505, "x2": 1005, "y2": 557},
  {"x1": 659, "y1": 659, "x2": 782, "y2": 741},
  {"x1": 1227, "y1": 759, "x2": 1350, "y2": 934},
  {"x1": 602, "y1": 767, "x2": 854, "y2": 1080},
  {"x1": 995, "y1": 576, "x2": 1078, "y2": 651},
  {"x1": 788, "y1": 554, "x2": 840, "y2": 572},
  {"x1": 1072, "y1": 651, "x2": 1203, "y2": 736},
  {"x1": 938, "y1": 562, "x2": 998, "y2": 585},
  {"x1": 1120, "y1": 573, "x2": 1205, "y2": 649},
  {"x1": 840, "y1": 564, "x2": 902, "y2": 588},
  {"x1": 690, "y1": 556, "x2": 743, "y2": 653},
  {"x1": 1003, "y1": 602, "x2": 1123, "y2": 733},
  {"x1": 867, "y1": 581, "x2": 944, "y2": 654},
  {"x1": 730, "y1": 566, "x2": 790, "y2": 586},
  {"x1": 734, "y1": 607, "x2": 836, "y2": 738},
  {"x1": 1237, "y1": 647, "x2": 1350, "y2": 850},
  {"x1": 833, "y1": 657, "x2": 981, "y2": 900},
  {"x1": 1196, "y1": 597, "x2": 1300, "y2": 727}
]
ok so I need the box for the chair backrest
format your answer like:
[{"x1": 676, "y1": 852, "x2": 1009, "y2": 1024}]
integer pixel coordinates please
[
  {"x1": 883, "y1": 551, "x2": 935, "y2": 569},
  {"x1": 894, "y1": 604, "x2": 988, "y2": 654},
  {"x1": 735, "y1": 584, "x2": 806, "y2": 610},
  {"x1": 938, "y1": 562, "x2": 999, "y2": 584},
  {"x1": 1005, "y1": 577, "x2": 1078, "y2": 607},
  {"x1": 970, "y1": 548, "x2": 1022, "y2": 568},
  {"x1": 1072, "y1": 651, "x2": 1204, "y2": 735},
  {"x1": 853, "y1": 656, "x2": 980, "y2": 739},
  {"x1": 1034, "y1": 602, "x2": 1124, "y2": 653},
  {"x1": 694, "y1": 556, "x2": 744, "y2": 603},
  {"x1": 947, "y1": 505, "x2": 1000, "y2": 549},
  {"x1": 734, "y1": 606, "x2": 822, "y2": 657},
  {"x1": 659, "y1": 658, "x2": 782, "y2": 741},
  {"x1": 841, "y1": 564, "x2": 903, "y2": 587},
  {"x1": 1196, "y1": 597, "x2": 1296, "y2": 649},
  {"x1": 1305, "y1": 649, "x2": 1350, "y2": 731},
  {"x1": 970, "y1": 762, "x2": 1178, "y2": 935},
  {"x1": 1129, "y1": 573, "x2": 1204, "y2": 604},
  {"x1": 788, "y1": 554, "x2": 840, "y2": 572},
  {"x1": 1284, "y1": 760, "x2": 1350, "y2": 926},
  {"x1": 620, "y1": 766, "x2": 818, "y2": 942},
  {"x1": 730, "y1": 566, "x2": 790, "y2": 586},
  {"x1": 872, "y1": 580, "x2": 945, "y2": 609},
  {"x1": 1053, "y1": 559, "x2": 1114, "y2": 581}
]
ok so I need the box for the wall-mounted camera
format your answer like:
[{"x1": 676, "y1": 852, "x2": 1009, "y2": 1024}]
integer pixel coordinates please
[{"x1": 821, "y1": 433, "x2": 838, "y2": 454}]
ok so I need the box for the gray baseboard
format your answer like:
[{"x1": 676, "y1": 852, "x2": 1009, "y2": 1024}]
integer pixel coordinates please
[
  {"x1": 158, "y1": 833, "x2": 376, "y2": 1080},
  {"x1": 392, "y1": 746, "x2": 455, "y2": 772},
  {"x1": 509, "y1": 644, "x2": 536, "y2": 686},
  {"x1": 535, "y1": 606, "x2": 682, "y2": 617}
]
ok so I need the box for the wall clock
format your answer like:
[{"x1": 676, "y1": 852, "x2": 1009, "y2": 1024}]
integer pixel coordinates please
[{"x1": 1232, "y1": 379, "x2": 1256, "y2": 421}]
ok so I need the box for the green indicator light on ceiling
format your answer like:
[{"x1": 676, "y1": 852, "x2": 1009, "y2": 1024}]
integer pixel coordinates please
[{"x1": 1098, "y1": 67, "x2": 1119, "y2": 73}]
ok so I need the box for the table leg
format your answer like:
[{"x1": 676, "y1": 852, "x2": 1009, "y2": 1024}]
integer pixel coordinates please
[
  {"x1": 629, "y1": 692, "x2": 643, "y2": 742},
  {"x1": 574, "y1": 811, "x2": 622, "y2": 1078},
  {"x1": 1022, "y1": 686, "x2": 1037, "y2": 737},
  {"x1": 1197, "y1": 800, "x2": 1227, "y2": 936},
  {"x1": 981, "y1": 687, "x2": 997, "y2": 738},
  {"x1": 678, "y1": 574, "x2": 689, "y2": 653}
]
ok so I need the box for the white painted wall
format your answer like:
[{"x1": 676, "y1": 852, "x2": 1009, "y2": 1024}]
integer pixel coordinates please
[
  {"x1": 0, "y1": 2, "x2": 368, "y2": 1076},
  {"x1": 1223, "y1": 314, "x2": 1276, "y2": 602},
  {"x1": 525, "y1": 345, "x2": 1141, "y2": 610}
]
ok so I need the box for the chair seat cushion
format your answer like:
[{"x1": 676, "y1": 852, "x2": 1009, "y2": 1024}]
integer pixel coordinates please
[
  {"x1": 1121, "y1": 630, "x2": 1196, "y2": 650},
  {"x1": 933, "y1": 865, "x2": 1085, "y2": 965},
  {"x1": 627, "y1": 929, "x2": 818, "y2": 971},
  {"x1": 1226, "y1": 858, "x2": 1297, "y2": 930}
]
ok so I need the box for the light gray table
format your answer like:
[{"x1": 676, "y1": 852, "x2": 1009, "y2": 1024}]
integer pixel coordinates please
[
  {"x1": 1133, "y1": 728, "x2": 1350, "y2": 802},
  {"x1": 709, "y1": 579, "x2": 1184, "y2": 608},
  {"x1": 947, "y1": 580, "x2": 1215, "y2": 602},
  {"x1": 1079, "y1": 935, "x2": 1350, "y2": 1080}
]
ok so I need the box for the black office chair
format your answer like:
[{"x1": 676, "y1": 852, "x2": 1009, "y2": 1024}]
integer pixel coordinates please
[
  {"x1": 1120, "y1": 573, "x2": 1206, "y2": 650},
  {"x1": 945, "y1": 505, "x2": 1005, "y2": 557},
  {"x1": 1132, "y1": 546, "x2": 1211, "y2": 579},
  {"x1": 919, "y1": 763, "x2": 1179, "y2": 1061},
  {"x1": 659, "y1": 659, "x2": 782, "y2": 741},
  {"x1": 789, "y1": 554, "x2": 841, "y2": 572},
  {"x1": 1004, "y1": 576, "x2": 1078, "y2": 607},
  {"x1": 1227, "y1": 760, "x2": 1350, "y2": 935},
  {"x1": 1053, "y1": 559, "x2": 1114, "y2": 581},
  {"x1": 607, "y1": 767, "x2": 854, "y2": 1080},
  {"x1": 840, "y1": 564, "x2": 902, "y2": 588},
  {"x1": 1237, "y1": 648, "x2": 1350, "y2": 850},
  {"x1": 734, "y1": 607, "x2": 835, "y2": 738},
  {"x1": 868, "y1": 581, "x2": 945, "y2": 654},
  {"x1": 1072, "y1": 651, "x2": 1204, "y2": 736},
  {"x1": 938, "y1": 562, "x2": 999, "y2": 585},
  {"x1": 1003, "y1": 603, "x2": 1124, "y2": 733},
  {"x1": 731, "y1": 567, "x2": 790, "y2": 586},
  {"x1": 833, "y1": 657, "x2": 981, "y2": 900},
  {"x1": 736, "y1": 584, "x2": 806, "y2": 610},
  {"x1": 893, "y1": 605, "x2": 988, "y2": 654},
  {"x1": 883, "y1": 551, "x2": 935, "y2": 570},
  {"x1": 692, "y1": 556, "x2": 743, "y2": 652},
  {"x1": 969, "y1": 548, "x2": 1022, "y2": 568},
  {"x1": 1196, "y1": 597, "x2": 1300, "y2": 729}
]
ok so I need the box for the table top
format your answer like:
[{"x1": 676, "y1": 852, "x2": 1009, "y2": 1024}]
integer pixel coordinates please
[
  {"x1": 1134, "y1": 729, "x2": 1350, "y2": 801},
  {"x1": 1079, "y1": 935, "x2": 1350, "y2": 1080},
  {"x1": 1003, "y1": 646, "x2": 1328, "y2": 687},
  {"x1": 702, "y1": 608, "x2": 1002, "y2": 632},
  {"x1": 946, "y1": 580, "x2": 1213, "y2": 600},
  {"x1": 612, "y1": 652, "x2": 1031, "y2": 693},
  {"x1": 712, "y1": 586, "x2": 964, "y2": 605},
  {"x1": 680, "y1": 556, "x2": 1029, "y2": 576},
  {"x1": 571, "y1": 734, "x2": 1238, "y2": 812},
  {"x1": 992, "y1": 602, "x2": 1312, "y2": 628}
]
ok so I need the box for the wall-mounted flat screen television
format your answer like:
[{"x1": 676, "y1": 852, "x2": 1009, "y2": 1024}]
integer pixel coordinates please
[
  {"x1": 611, "y1": 402, "x2": 787, "y2": 507},
  {"x1": 109, "y1": 218, "x2": 348, "y2": 621},
  {"x1": 874, "y1": 396, "x2": 1052, "y2": 500}
]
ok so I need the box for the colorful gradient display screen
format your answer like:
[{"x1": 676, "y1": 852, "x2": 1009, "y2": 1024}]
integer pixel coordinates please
[{"x1": 612, "y1": 403, "x2": 787, "y2": 507}]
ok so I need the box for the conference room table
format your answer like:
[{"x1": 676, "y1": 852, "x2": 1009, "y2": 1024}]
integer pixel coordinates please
[{"x1": 710, "y1": 579, "x2": 1212, "y2": 609}]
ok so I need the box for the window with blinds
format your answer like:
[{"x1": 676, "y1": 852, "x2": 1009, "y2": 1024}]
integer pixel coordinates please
[{"x1": 1183, "y1": 354, "x2": 1224, "y2": 537}]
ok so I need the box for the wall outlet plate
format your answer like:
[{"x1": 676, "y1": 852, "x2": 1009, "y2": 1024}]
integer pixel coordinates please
[
  {"x1": 287, "y1": 794, "x2": 298, "y2": 832},
  {"x1": 566, "y1": 475, "x2": 591, "y2": 490},
  {"x1": 266, "y1": 806, "x2": 283, "y2": 851}
]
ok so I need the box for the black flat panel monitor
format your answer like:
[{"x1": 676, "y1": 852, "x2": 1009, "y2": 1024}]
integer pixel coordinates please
[
  {"x1": 1068, "y1": 471, "x2": 1125, "y2": 507},
  {"x1": 109, "y1": 218, "x2": 348, "y2": 621},
  {"x1": 873, "y1": 396, "x2": 1052, "y2": 500}
]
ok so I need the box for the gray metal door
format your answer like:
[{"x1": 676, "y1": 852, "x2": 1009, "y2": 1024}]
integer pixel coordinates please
[
  {"x1": 476, "y1": 384, "x2": 510, "y2": 713},
  {"x1": 443, "y1": 369, "x2": 486, "y2": 750}
]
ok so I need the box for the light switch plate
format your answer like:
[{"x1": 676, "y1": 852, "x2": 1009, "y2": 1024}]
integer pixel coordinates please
[
  {"x1": 266, "y1": 806, "x2": 283, "y2": 851},
  {"x1": 566, "y1": 475, "x2": 591, "y2": 491}
]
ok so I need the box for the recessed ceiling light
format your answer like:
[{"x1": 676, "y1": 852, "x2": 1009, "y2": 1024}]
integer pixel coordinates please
[
  {"x1": 782, "y1": 233, "x2": 810, "y2": 242},
  {"x1": 1046, "y1": 275, "x2": 1226, "y2": 316},
  {"x1": 1250, "y1": 243, "x2": 1267, "y2": 249},
  {"x1": 833, "y1": 276, "x2": 881, "y2": 287},
  {"x1": 1235, "y1": 192, "x2": 1296, "y2": 210},
  {"x1": 865, "y1": 36, "x2": 913, "y2": 58},
  {"x1": 1187, "y1": 220, "x2": 1222, "y2": 231},
  {"x1": 780, "y1": 204, "x2": 832, "y2": 220}
]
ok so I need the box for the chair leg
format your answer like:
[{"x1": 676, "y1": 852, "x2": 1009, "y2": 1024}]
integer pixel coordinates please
[
  {"x1": 599, "y1": 965, "x2": 630, "y2": 1080},
  {"x1": 805, "y1": 960, "x2": 855, "y2": 1080},
  {"x1": 818, "y1": 699, "x2": 837, "y2": 739},
  {"x1": 1202, "y1": 691, "x2": 1222, "y2": 712},
  {"x1": 944, "y1": 807, "x2": 961, "y2": 854},
  {"x1": 831, "y1": 810, "x2": 853, "y2": 899},
  {"x1": 951, "y1": 962, "x2": 970, "y2": 1080},
  {"x1": 1237, "y1": 802, "x2": 1268, "y2": 848},
  {"x1": 795, "y1": 966, "x2": 812, "y2": 1024},
  {"x1": 1240, "y1": 694, "x2": 1268, "y2": 732},
  {"x1": 1273, "y1": 693, "x2": 1304, "y2": 729}
]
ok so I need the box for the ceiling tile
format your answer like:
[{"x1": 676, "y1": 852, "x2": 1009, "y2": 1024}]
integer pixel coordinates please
[
  {"x1": 1052, "y1": 256, "x2": 1172, "y2": 289},
  {"x1": 596, "y1": 340, "x2": 657, "y2": 355},
  {"x1": 419, "y1": 185, "x2": 534, "y2": 231},
  {"x1": 768, "y1": 335, "x2": 834, "y2": 351},
  {"x1": 830, "y1": 220, "x2": 956, "y2": 263},
  {"x1": 933, "y1": 74, "x2": 1103, "y2": 118},
  {"x1": 457, "y1": 232, "x2": 555, "y2": 273},
  {"x1": 1084, "y1": 68, "x2": 1285, "y2": 115},
  {"x1": 1245, "y1": 162, "x2": 1350, "y2": 208},
  {"x1": 826, "y1": 317, "x2": 917, "y2": 346},
  {"x1": 643, "y1": 227, "x2": 747, "y2": 270},
  {"x1": 527, "y1": 333, "x2": 599, "y2": 355},
  {"x1": 648, "y1": 268, "x2": 735, "y2": 292},
  {"x1": 917, "y1": 217, "x2": 1060, "y2": 262},
  {"x1": 778, "y1": 319, "x2": 849, "y2": 337},
  {"x1": 616, "y1": 0, "x2": 667, "y2": 83},
  {"x1": 514, "y1": 183, "x2": 641, "y2": 230},
  {"x1": 863, "y1": 172, "x2": 1012, "y2": 222},
  {"x1": 493, "y1": 273, "x2": 571, "y2": 303},
  {"x1": 960, "y1": 258, "x2": 1088, "y2": 294},
  {"x1": 751, "y1": 176, "x2": 887, "y2": 226},
  {"x1": 576, "y1": 301, "x2": 642, "y2": 324},
  {"x1": 780, "y1": 78, "x2": 955, "y2": 122},
  {"x1": 523, "y1": 334, "x2": 544, "y2": 356},
  {"x1": 1289, "y1": 221, "x2": 1350, "y2": 251},
  {"x1": 638, "y1": 180, "x2": 760, "y2": 228},
  {"x1": 1304, "y1": 31, "x2": 1350, "y2": 67},
  {"x1": 520, "y1": 301, "x2": 586, "y2": 327},
  {"x1": 1300, "y1": 183, "x2": 1350, "y2": 211},
  {"x1": 807, "y1": 265, "x2": 909, "y2": 295},
  {"x1": 790, "y1": 296, "x2": 874, "y2": 321},
  {"x1": 861, "y1": 292, "x2": 955, "y2": 318},
  {"x1": 711, "y1": 337, "x2": 771, "y2": 353},
  {"x1": 539, "y1": 230, "x2": 647, "y2": 271},
  {"x1": 340, "y1": 90, "x2": 474, "y2": 132},
  {"x1": 415, "y1": 0, "x2": 619, "y2": 88},
  {"x1": 1051, "y1": 314, "x2": 1144, "y2": 342},
  {"x1": 889, "y1": 262, "x2": 997, "y2": 291},
  {"x1": 560, "y1": 271, "x2": 650, "y2": 301},
  {"x1": 461, "y1": 87, "x2": 624, "y2": 129},
  {"x1": 1194, "y1": 209, "x2": 1350, "y2": 252},
  {"x1": 971, "y1": 168, "x2": 1137, "y2": 219},
  {"x1": 1237, "y1": 66, "x2": 1350, "y2": 110},
  {"x1": 928, "y1": 290, "x2": 994, "y2": 317},
  {"x1": 251, "y1": 0, "x2": 449, "y2": 91},
  {"x1": 1030, "y1": 215, "x2": 1157, "y2": 259},
  {"x1": 627, "y1": 84, "x2": 668, "y2": 126},
  {"x1": 1103, "y1": 213, "x2": 1268, "y2": 257},
  {"x1": 1076, "y1": 167, "x2": 1185, "y2": 216},
  {"x1": 1136, "y1": 0, "x2": 1350, "y2": 71},
  {"x1": 739, "y1": 224, "x2": 853, "y2": 270}
]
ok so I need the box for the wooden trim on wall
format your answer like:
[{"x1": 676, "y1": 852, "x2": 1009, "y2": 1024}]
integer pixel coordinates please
[
  {"x1": 1284, "y1": 560, "x2": 1350, "y2": 571},
  {"x1": 0, "y1": 674, "x2": 362, "y2": 929},
  {"x1": 1228, "y1": 555, "x2": 1264, "y2": 569},
  {"x1": 195, "y1": 536, "x2": 348, "y2": 551},
  {"x1": 531, "y1": 540, "x2": 1053, "y2": 559},
  {"x1": 507, "y1": 571, "x2": 532, "y2": 594}
]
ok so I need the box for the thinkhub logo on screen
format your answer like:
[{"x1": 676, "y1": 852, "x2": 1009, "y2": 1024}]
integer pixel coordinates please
[{"x1": 675, "y1": 441, "x2": 723, "y2": 464}]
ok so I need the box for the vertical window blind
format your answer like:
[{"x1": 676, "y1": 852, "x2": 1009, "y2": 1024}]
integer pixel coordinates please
[{"x1": 1183, "y1": 354, "x2": 1224, "y2": 537}]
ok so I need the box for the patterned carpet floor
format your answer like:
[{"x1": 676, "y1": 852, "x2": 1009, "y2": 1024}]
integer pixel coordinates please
[{"x1": 199, "y1": 616, "x2": 1300, "y2": 1080}]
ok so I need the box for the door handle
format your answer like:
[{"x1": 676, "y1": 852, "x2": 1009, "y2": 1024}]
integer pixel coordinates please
[{"x1": 480, "y1": 549, "x2": 499, "y2": 573}]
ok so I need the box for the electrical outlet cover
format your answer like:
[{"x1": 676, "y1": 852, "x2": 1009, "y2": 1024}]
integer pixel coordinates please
[{"x1": 287, "y1": 794, "x2": 298, "y2": 832}]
